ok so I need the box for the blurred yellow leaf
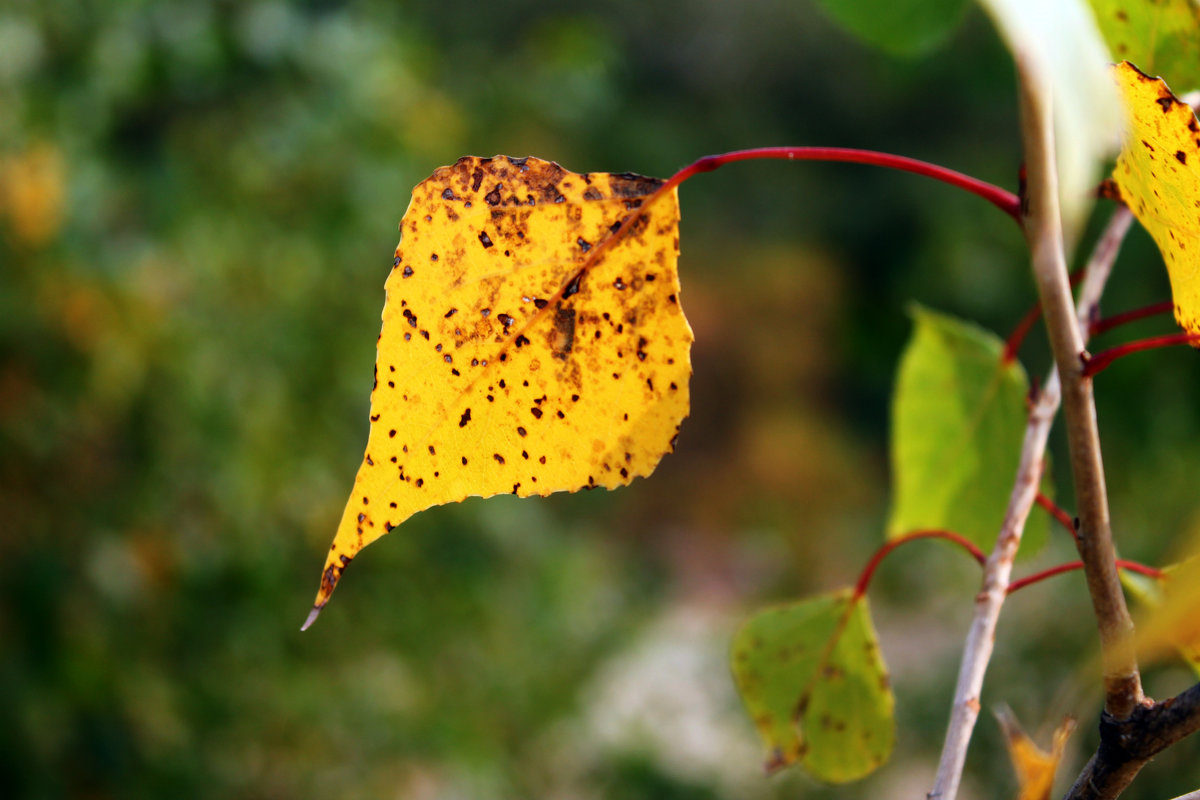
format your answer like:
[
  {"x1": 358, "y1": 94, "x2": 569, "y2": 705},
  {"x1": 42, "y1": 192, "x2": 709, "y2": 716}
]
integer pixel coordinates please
[
  {"x1": 1111, "y1": 62, "x2": 1200, "y2": 334},
  {"x1": 1, "y1": 143, "x2": 64, "y2": 247},
  {"x1": 996, "y1": 707, "x2": 1075, "y2": 800},
  {"x1": 305, "y1": 156, "x2": 692, "y2": 625},
  {"x1": 1134, "y1": 553, "x2": 1200, "y2": 673}
]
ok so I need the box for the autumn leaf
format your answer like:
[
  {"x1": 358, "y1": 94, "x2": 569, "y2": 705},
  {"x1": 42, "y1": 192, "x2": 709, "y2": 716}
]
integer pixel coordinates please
[
  {"x1": 304, "y1": 156, "x2": 692, "y2": 627},
  {"x1": 995, "y1": 706, "x2": 1075, "y2": 800},
  {"x1": 1129, "y1": 553, "x2": 1200, "y2": 675},
  {"x1": 1088, "y1": 0, "x2": 1200, "y2": 94},
  {"x1": 1111, "y1": 62, "x2": 1200, "y2": 335},
  {"x1": 730, "y1": 588, "x2": 895, "y2": 783}
]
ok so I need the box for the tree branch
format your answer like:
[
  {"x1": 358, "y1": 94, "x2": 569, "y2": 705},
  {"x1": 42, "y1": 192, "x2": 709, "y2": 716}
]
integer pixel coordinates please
[
  {"x1": 1016, "y1": 59, "x2": 1142, "y2": 719},
  {"x1": 926, "y1": 204, "x2": 1131, "y2": 800},
  {"x1": 1066, "y1": 680, "x2": 1200, "y2": 799}
]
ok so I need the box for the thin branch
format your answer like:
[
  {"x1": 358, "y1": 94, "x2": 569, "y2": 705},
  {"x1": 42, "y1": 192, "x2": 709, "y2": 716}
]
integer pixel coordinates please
[
  {"x1": 926, "y1": 206, "x2": 1134, "y2": 798},
  {"x1": 1017, "y1": 62, "x2": 1141, "y2": 719}
]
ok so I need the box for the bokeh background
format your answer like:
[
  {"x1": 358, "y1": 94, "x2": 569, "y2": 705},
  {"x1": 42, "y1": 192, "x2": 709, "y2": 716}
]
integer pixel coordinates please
[{"x1": 3, "y1": 1, "x2": 1199, "y2": 798}]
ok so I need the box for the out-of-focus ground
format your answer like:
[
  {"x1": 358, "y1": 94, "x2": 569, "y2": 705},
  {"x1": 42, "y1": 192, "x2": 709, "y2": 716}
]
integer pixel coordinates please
[{"x1": 3, "y1": 1, "x2": 1199, "y2": 797}]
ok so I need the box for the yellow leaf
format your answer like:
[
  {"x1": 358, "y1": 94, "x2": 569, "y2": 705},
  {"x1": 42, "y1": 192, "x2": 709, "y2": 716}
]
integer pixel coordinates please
[
  {"x1": 1135, "y1": 553, "x2": 1200, "y2": 672},
  {"x1": 305, "y1": 156, "x2": 692, "y2": 625},
  {"x1": 995, "y1": 707, "x2": 1075, "y2": 800},
  {"x1": 1111, "y1": 62, "x2": 1200, "y2": 334}
]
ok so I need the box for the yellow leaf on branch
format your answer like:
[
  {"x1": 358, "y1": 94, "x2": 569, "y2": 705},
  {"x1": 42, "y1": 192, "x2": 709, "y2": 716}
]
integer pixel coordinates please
[
  {"x1": 996, "y1": 707, "x2": 1075, "y2": 800},
  {"x1": 304, "y1": 156, "x2": 692, "y2": 627},
  {"x1": 1111, "y1": 62, "x2": 1200, "y2": 335}
]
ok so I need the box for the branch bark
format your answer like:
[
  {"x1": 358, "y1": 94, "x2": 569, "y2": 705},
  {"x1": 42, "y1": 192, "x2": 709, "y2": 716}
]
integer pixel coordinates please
[
  {"x1": 1066, "y1": 681, "x2": 1200, "y2": 799},
  {"x1": 1016, "y1": 59, "x2": 1142, "y2": 719},
  {"x1": 926, "y1": 203, "x2": 1132, "y2": 800}
]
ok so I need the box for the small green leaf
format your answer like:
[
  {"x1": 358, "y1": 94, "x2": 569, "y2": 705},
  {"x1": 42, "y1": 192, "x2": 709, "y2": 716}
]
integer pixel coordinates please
[
  {"x1": 1088, "y1": 0, "x2": 1200, "y2": 94},
  {"x1": 888, "y1": 306, "x2": 1048, "y2": 555},
  {"x1": 731, "y1": 589, "x2": 894, "y2": 783},
  {"x1": 813, "y1": 0, "x2": 971, "y2": 57}
]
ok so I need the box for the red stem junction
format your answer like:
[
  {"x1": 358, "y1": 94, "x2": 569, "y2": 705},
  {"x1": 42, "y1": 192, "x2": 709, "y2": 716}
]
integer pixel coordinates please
[
  {"x1": 1002, "y1": 266, "x2": 1085, "y2": 364},
  {"x1": 1036, "y1": 492, "x2": 1077, "y2": 536}
]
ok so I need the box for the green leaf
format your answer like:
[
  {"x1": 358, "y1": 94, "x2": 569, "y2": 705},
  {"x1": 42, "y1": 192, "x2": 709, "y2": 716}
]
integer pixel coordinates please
[
  {"x1": 731, "y1": 588, "x2": 894, "y2": 783},
  {"x1": 976, "y1": 0, "x2": 1121, "y2": 239},
  {"x1": 888, "y1": 306, "x2": 1048, "y2": 554},
  {"x1": 1088, "y1": 0, "x2": 1200, "y2": 94},
  {"x1": 813, "y1": 0, "x2": 971, "y2": 57}
]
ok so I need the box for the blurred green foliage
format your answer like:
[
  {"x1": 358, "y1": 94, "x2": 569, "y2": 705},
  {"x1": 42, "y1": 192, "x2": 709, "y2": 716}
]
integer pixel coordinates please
[{"x1": 3, "y1": 1, "x2": 1199, "y2": 798}]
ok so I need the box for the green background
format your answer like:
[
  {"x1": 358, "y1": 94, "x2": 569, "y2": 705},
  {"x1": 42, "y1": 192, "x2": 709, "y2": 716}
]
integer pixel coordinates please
[{"x1": 3, "y1": 1, "x2": 1199, "y2": 797}]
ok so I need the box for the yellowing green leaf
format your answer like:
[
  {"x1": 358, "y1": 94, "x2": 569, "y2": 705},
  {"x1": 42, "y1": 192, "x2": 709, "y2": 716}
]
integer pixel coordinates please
[
  {"x1": 1133, "y1": 553, "x2": 1200, "y2": 675},
  {"x1": 1088, "y1": 0, "x2": 1200, "y2": 94},
  {"x1": 995, "y1": 706, "x2": 1075, "y2": 800},
  {"x1": 1111, "y1": 62, "x2": 1200, "y2": 335},
  {"x1": 731, "y1": 589, "x2": 894, "y2": 783},
  {"x1": 305, "y1": 156, "x2": 692, "y2": 624},
  {"x1": 888, "y1": 307, "x2": 1047, "y2": 554}
]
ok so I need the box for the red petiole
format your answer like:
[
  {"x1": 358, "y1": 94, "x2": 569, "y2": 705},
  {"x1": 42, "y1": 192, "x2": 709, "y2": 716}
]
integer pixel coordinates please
[
  {"x1": 1082, "y1": 333, "x2": 1200, "y2": 377},
  {"x1": 853, "y1": 530, "x2": 986, "y2": 600},
  {"x1": 1007, "y1": 560, "x2": 1165, "y2": 594},
  {"x1": 1088, "y1": 301, "x2": 1175, "y2": 337},
  {"x1": 664, "y1": 147, "x2": 1022, "y2": 222},
  {"x1": 854, "y1": 526, "x2": 1164, "y2": 600},
  {"x1": 1036, "y1": 492, "x2": 1076, "y2": 538}
]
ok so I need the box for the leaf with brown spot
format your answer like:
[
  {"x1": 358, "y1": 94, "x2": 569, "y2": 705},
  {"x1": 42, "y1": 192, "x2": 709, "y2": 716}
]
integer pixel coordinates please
[
  {"x1": 304, "y1": 156, "x2": 692, "y2": 626},
  {"x1": 1088, "y1": 0, "x2": 1200, "y2": 94},
  {"x1": 995, "y1": 706, "x2": 1075, "y2": 800},
  {"x1": 730, "y1": 588, "x2": 895, "y2": 783},
  {"x1": 1111, "y1": 62, "x2": 1200, "y2": 335}
]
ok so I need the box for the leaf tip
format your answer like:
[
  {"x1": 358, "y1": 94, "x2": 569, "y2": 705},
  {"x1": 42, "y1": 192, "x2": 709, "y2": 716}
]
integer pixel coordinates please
[{"x1": 300, "y1": 605, "x2": 323, "y2": 632}]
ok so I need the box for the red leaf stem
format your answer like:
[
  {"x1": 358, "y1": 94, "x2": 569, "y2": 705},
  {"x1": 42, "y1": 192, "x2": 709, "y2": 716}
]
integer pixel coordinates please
[
  {"x1": 1088, "y1": 301, "x2": 1175, "y2": 337},
  {"x1": 1036, "y1": 492, "x2": 1077, "y2": 537},
  {"x1": 1082, "y1": 333, "x2": 1200, "y2": 377},
  {"x1": 853, "y1": 530, "x2": 987, "y2": 600},
  {"x1": 1007, "y1": 560, "x2": 1166, "y2": 595},
  {"x1": 664, "y1": 147, "x2": 1021, "y2": 222}
]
